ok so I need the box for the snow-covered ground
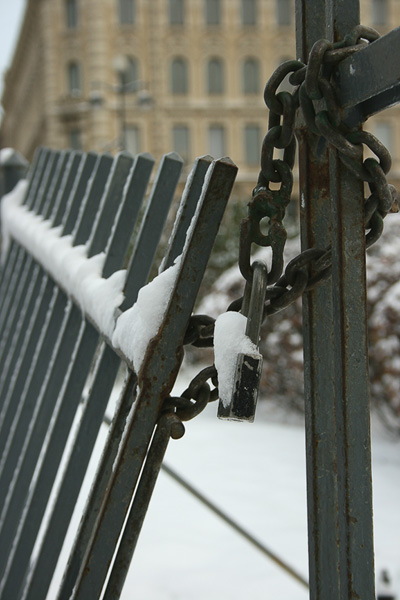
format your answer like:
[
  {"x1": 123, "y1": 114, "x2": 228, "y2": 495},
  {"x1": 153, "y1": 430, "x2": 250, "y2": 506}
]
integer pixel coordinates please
[
  {"x1": 42, "y1": 364, "x2": 400, "y2": 600},
  {"x1": 115, "y1": 377, "x2": 400, "y2": 600}
]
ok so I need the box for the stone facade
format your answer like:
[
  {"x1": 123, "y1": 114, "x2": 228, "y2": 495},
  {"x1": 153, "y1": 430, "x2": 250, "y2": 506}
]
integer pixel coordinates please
[{"x1": 1, "y1": 0, "x2": 399, "y2": 194}]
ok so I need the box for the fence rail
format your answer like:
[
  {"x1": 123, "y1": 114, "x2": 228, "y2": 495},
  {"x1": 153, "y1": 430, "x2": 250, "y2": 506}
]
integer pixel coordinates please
[{"x1": 0, "y1": 146, "x2": 237, "y2": 599}]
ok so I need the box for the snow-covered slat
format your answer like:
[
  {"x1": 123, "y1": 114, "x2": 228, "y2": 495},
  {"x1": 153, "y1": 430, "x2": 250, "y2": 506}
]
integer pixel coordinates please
[
  {"x1": 56, "y1": 154, "x2": 213, "y2": 600},
  {"x1": 0, "y1": 151, "x2": 74, "y2": 443},
  {"x1": 0, "y1": 152, "x2": 72, "y2": 409},
  {"x1": 20, "y1": 152, "x2": 188, "y2": 600},
  {"x1": 0, "y1": 148, "x2": 55, "y2": 338},
  {"x1": 0, "y1": 148, "x2": 237, "y2": 600},
  {"x1": 0, "y1": 150, "x2": 141, "y2": 598},
  {"x1": 0, "y1": 152, "x2": 95, "y2": 459},
  {"x1": 0, "y1": 151, "x2": 181, "y2": 600},
  {"x1": 66, "y1": 157, "x2": 238, "y2": 600},
  {"x1": 0, "y1": 147, "x2": 45, "y2": 294},
  {"x1": 0, "y1": 150, "x2": 108, "y2": 586}
]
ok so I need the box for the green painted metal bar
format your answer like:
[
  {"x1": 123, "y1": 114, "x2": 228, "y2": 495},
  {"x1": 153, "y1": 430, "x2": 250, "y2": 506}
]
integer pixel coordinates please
[
  {"x1": 0, "y1": 153, "x2": 106, "y2": 584},
  {"x1": 0, "y1": 153, "x2": 96, "y2": 457},
  {"x1": 0, "y1": 152, "x2": 71, "y2": 409},
  {"x1": 0, "y1": 149, "x2": 55, "y2": 339},
  {"x1": 0, "y1": 151, "x2": 67, "y2": 437},
  {"x1": 0, "y1": 147, "x2": 45, "y2": 293},
  {"x1": 120, "y1": 151, "x2": 184, "y2": 311}
]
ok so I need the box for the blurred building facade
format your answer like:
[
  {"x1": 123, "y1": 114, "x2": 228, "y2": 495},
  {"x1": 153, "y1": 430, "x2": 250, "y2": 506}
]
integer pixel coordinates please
[{"x1": 0, "y1": 0, "x2": 399, "y2": 193}]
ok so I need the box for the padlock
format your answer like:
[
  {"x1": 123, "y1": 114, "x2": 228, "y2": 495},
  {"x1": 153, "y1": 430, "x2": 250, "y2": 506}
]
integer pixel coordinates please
[{"x1": 217, "y1": 260, "x2": 268, "y2": 422}]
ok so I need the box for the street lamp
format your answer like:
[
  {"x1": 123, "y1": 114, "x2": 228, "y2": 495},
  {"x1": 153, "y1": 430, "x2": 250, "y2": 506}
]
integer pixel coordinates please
[
  {"x1": 112, "y1": 55, "x2": 152, "y2": 151},
  {"x1": 89, "y1": 55, "x2": 152, "y2": 152}
]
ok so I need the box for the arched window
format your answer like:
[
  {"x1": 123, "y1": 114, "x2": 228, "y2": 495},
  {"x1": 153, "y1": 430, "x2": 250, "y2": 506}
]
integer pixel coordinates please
[
  {"x1": 242, "y1": 57, "x2": 260, "y2": 94},
  {"x1": 276, "y1": 56, "x2": 294, "y2": 93},
  {"x1": 66, "y1": 0, "x2": 78, "y2": 28},
  {"x1": 67, "y1": 61, "x2": 81, "y2": 95},
  {"x1": 208, "y1": 124, "x2": 226, "y2": 158},
  {"x1": 171, "y1": 57, "x2": 188, "y2": 94},
  {"x1": 276, "y1": 0, "x2": 291, "y2": 25},
  {"x1": 207, "y1": 58, "x2": 224, "y2": 94},
  {"x1": 173, "y1": 125, "x2": 190, "y2": 162},
  {"x1": 244, "y1": 124, "x2": 261, "y2": 165},
  {"x1": 372, "y1": 0, "x2": 388, "y2": 25},
  {"x1": 125, "y1": 126, "x2": 141, "y2": 155},
  {"x1": 118, "y1": 0, "x2": 135, "y2": 25},
  {"x1": 69, "y1": 129, "x2": 82, "y2": 150},
  {"x1": 205, "y1": 0, "x2": 221, "y2": 25},
  {"x1": 118, "y1": 57, "x2": 139, "y2": 91},
  {"x1": 241, "y1": 0, "x2": 257, "y2": 25},
  {"x1": 169, "y1": 0, "x2": 184, "y2": 24},
  {"x1": 373, "y1": 122, "x2": 392, "y2": 154}
]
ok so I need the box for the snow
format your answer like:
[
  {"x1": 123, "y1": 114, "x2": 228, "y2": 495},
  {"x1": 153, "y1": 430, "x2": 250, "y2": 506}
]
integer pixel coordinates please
[
  {"x1": 0, "y1": 147, "x2": 16, "y2": 163},
  {"x1": 214, "y1": 311, "x2": 261, "y2": 408},
  {"x1": 112, "y1": 257, "x2": 181, "y2": 373},
  {"x1": 0, "y1": 178, "x2": 28, "y2": 256},
  {"x1": 1, "y1": 182, "x2": 126, "y2": 340},
  {"x1": 120, "y1": 395, "x2": 400, "y2": 599},
  {"x1": 42, "y1": 366, "x2": 400, "y2": 600}
]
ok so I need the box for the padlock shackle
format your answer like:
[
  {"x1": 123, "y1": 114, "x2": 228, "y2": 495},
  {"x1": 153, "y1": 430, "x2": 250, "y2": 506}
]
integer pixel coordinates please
[{"x1": 244, "y1": 260, "x2": 268, "y2": 345}]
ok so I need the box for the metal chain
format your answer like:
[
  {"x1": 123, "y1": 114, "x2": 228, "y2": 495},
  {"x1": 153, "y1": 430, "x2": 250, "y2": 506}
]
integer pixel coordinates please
[
  {"x1": 172, "y1": 25, "x2": 399, "y2": 411},
  {"x1": 163, "y1": 366, "x2": 218, "y2": 421}
]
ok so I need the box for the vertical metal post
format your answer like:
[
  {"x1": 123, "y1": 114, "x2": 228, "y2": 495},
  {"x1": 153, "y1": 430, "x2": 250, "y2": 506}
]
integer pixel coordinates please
[
  {"x1": 296, "y1": 3, "x2": 339, "y2": 596},
  {"x1": 328, "y1": 4, "x2": 375, "y2": 598},
  {"x1": 296, "y1": 1, "x2": 375, "y2": 598}
]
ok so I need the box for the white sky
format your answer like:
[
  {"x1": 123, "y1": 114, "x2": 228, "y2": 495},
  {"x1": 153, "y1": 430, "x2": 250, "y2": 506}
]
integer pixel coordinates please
[{"x1": 0, "y1": 1, "x2": 27, "y2": 104}]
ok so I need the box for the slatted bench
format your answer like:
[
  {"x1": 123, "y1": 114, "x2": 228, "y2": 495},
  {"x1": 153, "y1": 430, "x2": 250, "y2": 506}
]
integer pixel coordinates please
[{"x1": 0, "y1": 147, "x2": 237, "y2": 600}]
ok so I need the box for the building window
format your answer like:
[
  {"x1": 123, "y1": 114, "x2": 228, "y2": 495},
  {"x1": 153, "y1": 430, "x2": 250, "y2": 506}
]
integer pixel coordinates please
[
  {"x1": 125, "y1": 126, "x2": 141, "y2": 155},
  {"x1": 207, "y1": 58, "x2": 224, "y2": 94},
  {"x1": 205, "y1": 0, "x2": 221, "y2": 25},
  {"x1": 209, "y1": 125, "x2": 226, "y2": 158},
  {"x1": 173, "y1": 125, "x2": 190, "y2": 162},
  {"x1": 118, "y1": 57, "x2": 139, "y2": 91},
  {"x1": 69, "y1": 129, "x2": 82, "y2": 149},
  {"x1": 118, "y1": 0, "x2": 135, "y2": 25},
  {"x1": 276, "y1": 0, "x2": 292, "y2": 25},
  {"x1": 373, "y1": 121, "x2": 393, "y2": 155},
  {"x1": 372, "y1": 0, "x2": 388, "y2": 25},
  {"x1": 169, "y1": 0, "x2": 184, "y2": 24},
  {"x1": 244, "y1": 125, "x2": 261, "y2": 165},
  {"x1": 241, "y1": 0, "x2": 257, "y2": 25},
  {"x1": 276, "y1": 56, "x2": 294, "y2": 93},
  {"x1": 171, "y1": 57, "x2": 189, "y2": 94},
  {"x1": 67, "y1": 62, "x2": 81, "y2": 95},
  {"x1": 66, "y1": 0, "x2": 78, "y2": 28},
  {"x1": 242, "y1": 58, "x2": 260, "y2": 94}
]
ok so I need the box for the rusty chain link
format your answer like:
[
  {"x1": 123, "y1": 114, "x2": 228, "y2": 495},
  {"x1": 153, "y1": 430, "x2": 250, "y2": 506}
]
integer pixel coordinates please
[{"x1": 171, "y1": 25, "x2": 399, "y2": 411}]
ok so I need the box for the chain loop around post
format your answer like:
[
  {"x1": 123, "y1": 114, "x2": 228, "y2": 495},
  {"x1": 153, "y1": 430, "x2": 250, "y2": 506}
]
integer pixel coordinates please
[{"x1": 180, "y1": 24, "x2": 398, "y2": 423}]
